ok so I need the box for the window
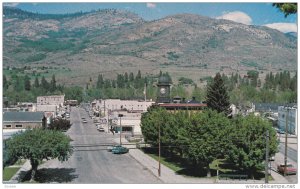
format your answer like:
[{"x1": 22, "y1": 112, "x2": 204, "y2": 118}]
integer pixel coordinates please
[
  {"x1": 16, "y1": 125, "x2": 23, "y2": 128},
  {"x1": 5, "y1": 125, "x2": 11, "y2": 128}
]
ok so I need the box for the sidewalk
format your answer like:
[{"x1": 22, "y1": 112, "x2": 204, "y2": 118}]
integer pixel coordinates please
[
  {"x1": 114, "y1": 137, "x2": 214, "y2": 183},
  {"x1": 278, "y1": 135, "x2": 297, "y2": 151},
  {"x1": 116, "y1": 136, "x2": 291, "y2": 184},
  {"x1": 5, "y1": 160, "x2": 31, "y2": 183}
]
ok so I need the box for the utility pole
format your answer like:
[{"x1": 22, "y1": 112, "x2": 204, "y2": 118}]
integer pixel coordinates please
[
  {"x1": 284, "y1": 107, "x2": 289, "y2": 176},
  {"x1": 265, "y1": 130, "x2": 269, "y2": 183},
  {"x1": 158, "y1": 122, "x2": 161, "y2": 177},
  {"x1": 103, "y1": 100, "x2": 106, "y2": 116},
  {"x1": 119, "y1": 114, "x2": 123, "y2": 145},
  {"x1": 107, "y1": 109, "x2": 109, "y2": 133}
]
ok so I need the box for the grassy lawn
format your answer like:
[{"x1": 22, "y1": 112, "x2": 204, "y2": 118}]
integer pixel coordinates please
[
  {"x1": 142, "y1": 147, "x2": 272, "y2": 180},
  {"x1": 3, "y1": 167, "x2": 21, "y2": 181}
]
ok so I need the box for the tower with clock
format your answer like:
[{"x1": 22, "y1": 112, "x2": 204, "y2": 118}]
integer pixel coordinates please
[{"x1": 156, "y1": 75, "x2": 171, "y2": 103}]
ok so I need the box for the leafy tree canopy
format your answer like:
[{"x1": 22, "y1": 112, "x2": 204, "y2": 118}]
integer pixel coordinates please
[
  {"x1": 6, "y1": 129, "x2": 73, "y2": 181},
  {"x1": 273, "y1": 3, "x2": 297, "y2": 17}
]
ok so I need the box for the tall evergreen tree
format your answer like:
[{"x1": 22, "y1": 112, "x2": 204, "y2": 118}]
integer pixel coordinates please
[
  {"x1": 50, "y1": 74, "x2": 56, "y2": 92},
  {"x1": 41, "y1": 76, "x2": 49, "y2": 91},
  {"x1": 96, "y1": 74, "x2": 104, "y2": 89},
  {"x1": 136, "y1": 70, "x2": 142, "y2": 80},
  {"x1": 124, "y1": 72, "x2": 129, "y2": 83},
  {"x1": 3, "y1": 75, "x2": 8, "y2": 90},
  {"x1": 129, "y1": 72, "x2": 134, "y2": 82},
  {"x1": 206, "y1": 73, "x2": 231, "y2": 116},
  {"x1": 24, "y1": 75, "x2": 31, "y2": 91},
  {"x1": 34, "y1": 77, "x2": 40, "y2": 88}
]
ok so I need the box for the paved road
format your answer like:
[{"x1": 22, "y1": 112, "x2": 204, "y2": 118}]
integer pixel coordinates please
[
  {"x1": 278, "y1": 143, "x2": 297, "y2": 162},
  {"x1": 39, "y1": 107, "x2": 162, "y2": 184}
]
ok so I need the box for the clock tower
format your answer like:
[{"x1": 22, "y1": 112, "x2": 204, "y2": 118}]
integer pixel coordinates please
[{"x1": 156, "y1": 75, "x2": 171, "y2": 103}]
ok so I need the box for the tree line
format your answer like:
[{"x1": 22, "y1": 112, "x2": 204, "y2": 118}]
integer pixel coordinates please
[{"x1": 3, "y1": 69, "x2": 297, "y2": 105}]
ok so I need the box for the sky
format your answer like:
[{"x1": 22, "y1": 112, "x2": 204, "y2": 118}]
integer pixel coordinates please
[{"x1": 3, "y1": 2, "x2": 298, "y2": 33}]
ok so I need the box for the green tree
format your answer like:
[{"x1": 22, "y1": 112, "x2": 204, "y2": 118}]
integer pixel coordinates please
[
  {"x1": 179, "y1": 110, "x2": 232, "y2": 177},
  {"x1": 141, "y1": 107, "x2": 170, "y2": 146},
  {"x1": 14, "y1": 75, "x2": 23, "y2": 92},
  {"x1": 48, "y1": 118, "x2": 72, "y2": 131},
  {"x1": 129, "y1": 72, "x2": 134, "y2": 82},
  {"x1": 136, "y1": 70, "x2": 142, "y2": 80},
  {"x1": 226, "y1": 115, "x2": 278, "y2": 178},
  {"x1": 41, "y1": 76, "x2": 49, "y2": 91},
  {"x1": 6, "y1": 129, "x2": 73, "y2": 181},
  {"x1": 24, "y1": 75, "x2": 31, "y2": 91},
  {"x1": 206, "y1": 73, "x2": 231, "y2": 116},
  {"x1": 96, "y1": 74, "x2": 104, "y2": 89},
  {"x1": 3, "y1": 75, "x2": 8, "y2": 90},
  {"x1": 124, "y1": 72, "x2": 129, "y2": 83},
  {"x1": 273, "y1": 3, "x2": 297, "y2": 17},
  {"x1": 64, "y1": 86, "x2": 83, "y2": 103},
  {"x1": 34, "y1": 77, "x2": 40, "y2": 88},
  {"x1": 50, "y1": 74, "x2": 56, "y2": 92},
  {"x1": 192, "y1": 86, "x2": 205, "y2": 102}
]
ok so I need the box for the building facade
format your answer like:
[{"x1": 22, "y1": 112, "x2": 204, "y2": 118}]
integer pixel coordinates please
[
  {"x1": 37, "y1": 95, "x2": 65, "y2": 106},
  {"x1": 278, "y1": 106, "x2": 297, "y2": 135},
  {"x1": 3, "y1": 112, "x2": 46, "y2": 130},
  {"x1": 93, "y1": 99, "x2": 155, "y2": 113}
]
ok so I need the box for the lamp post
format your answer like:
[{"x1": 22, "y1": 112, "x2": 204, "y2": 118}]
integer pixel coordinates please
[
  {"x1": 118, "y1": 114, "x2": 123, "y2": 145},
  {"x1": 284, "y1": 107, "x2": 289, "y2": 177},
  {"x1": 158, "y1": 122, "x2": 161, "y2": 177},
  {"x1": 265, "y1": 130, "x2": 269, "y2": 183}
]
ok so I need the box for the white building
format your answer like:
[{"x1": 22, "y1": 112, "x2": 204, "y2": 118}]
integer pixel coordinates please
[
  {"x1": 278, "y1": 106, "x2": 297, "y2": 135},
  {"x1": 37, "y1": 95, "x2": 65, "y2": 106},
  {"x1": 93, "y1": 99, "x2": 155, "y2": 113},
  {"x1": 92, "y1": 99, "x2": 155, "y2": 135},
  {"x1": 36, "y1": 95, "x2": 65, "y2": 120}
]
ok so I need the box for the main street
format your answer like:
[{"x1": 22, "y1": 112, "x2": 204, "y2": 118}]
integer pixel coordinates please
[{"x1": 38, "y1": 106, "x2": 162, "y2": 183}]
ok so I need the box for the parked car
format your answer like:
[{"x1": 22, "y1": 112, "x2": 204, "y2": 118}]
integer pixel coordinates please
[
  {"x1": 111, "y1": 145, "x2": 129, "y2": 154},
  {"x1": 97, "y1": 127, "x2": 105, "y2": 132},
  {"x1": 277, "y1": 128, "x2": 286, "y2": 134},
  {"x1": 277, "y1": 163, "x2": 297, "y2": 175},
  {"x1": 82, "y1": 120, "x2": 87, "y2": 123}
]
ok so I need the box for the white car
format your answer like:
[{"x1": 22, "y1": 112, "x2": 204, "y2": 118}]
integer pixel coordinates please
[
  {"x1": 98, "y1": 127, "x2": 105, "y2": 132},
  {"x1": 82, "y1": 120, "x2": 87, "y2": 123}
]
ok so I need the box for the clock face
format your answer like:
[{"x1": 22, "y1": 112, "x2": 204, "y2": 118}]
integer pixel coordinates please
[{"x1": 160, "y1": 87, "x2": 166, "y2": 94}]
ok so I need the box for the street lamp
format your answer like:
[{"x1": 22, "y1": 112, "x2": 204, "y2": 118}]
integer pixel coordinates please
[
  {"x1": 158, "y1": 122, "x2": 161, "y2": 177},
  {"x1": 284, "y1": 106, "x2": 290, "y2": 177},
  {"x1": 118, "y1": 114, "x2": 123, "y2": 145}
]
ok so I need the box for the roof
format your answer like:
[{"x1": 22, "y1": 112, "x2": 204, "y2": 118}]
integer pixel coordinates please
[
  {"x1": 3, "y1": 112, "x2": 44, "y2": 122},
  {"x1": 158, "y1": 103, "x2": 207, "y2": 108}
]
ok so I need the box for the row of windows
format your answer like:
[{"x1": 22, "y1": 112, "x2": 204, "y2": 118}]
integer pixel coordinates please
[{"x1": 5, "y1": 125, "x2": 23, "y2": 128}]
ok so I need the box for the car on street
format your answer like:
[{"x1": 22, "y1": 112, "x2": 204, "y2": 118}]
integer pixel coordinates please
[
  {"x1": 82, "y1": 120, "x2": 87, "y2": 123},
  {"x1": 277, "y1": 163, "x2": 297, "y2": 175},
  {"x1": 276, "y1": 128, "x2": 286, "y2": 134},
  {"x1": 107, "y1": 145, "x2": 119, "y2": 152},
  {"x1": 97, "y1": 127, "x2": 105, "y2": 132},
  {"x1": 110, "y1": 145, "x2": 129, "y2": 154}
]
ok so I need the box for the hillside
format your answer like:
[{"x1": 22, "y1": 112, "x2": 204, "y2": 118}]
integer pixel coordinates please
[{"x1": 3, "y1": 6, "x2": 297, "y2": 86}]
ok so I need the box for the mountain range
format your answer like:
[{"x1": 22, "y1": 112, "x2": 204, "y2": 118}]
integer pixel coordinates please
[{"x1": 3, "y1": 6, "x2": 297, "y2": 86}]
